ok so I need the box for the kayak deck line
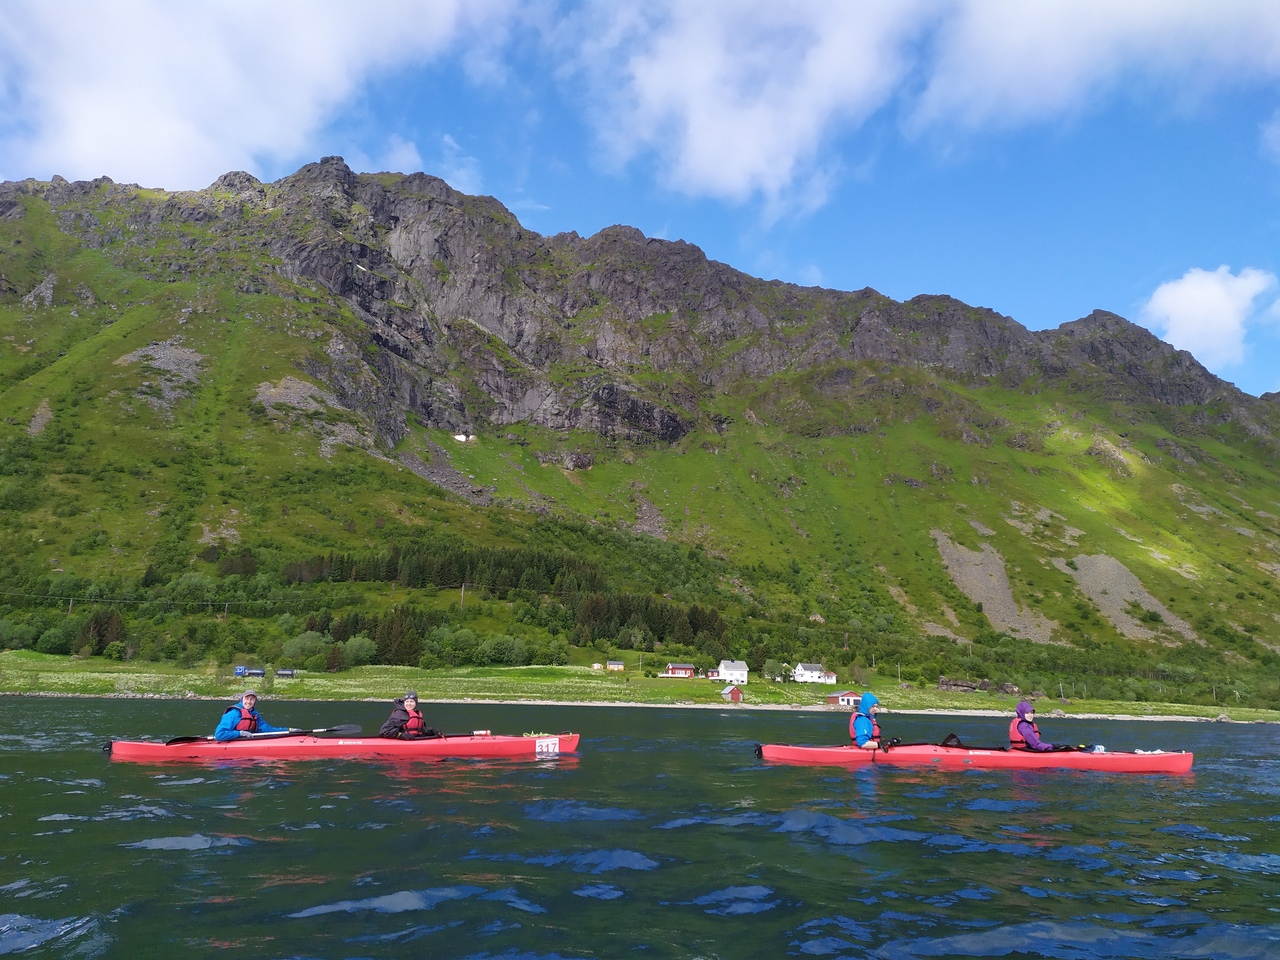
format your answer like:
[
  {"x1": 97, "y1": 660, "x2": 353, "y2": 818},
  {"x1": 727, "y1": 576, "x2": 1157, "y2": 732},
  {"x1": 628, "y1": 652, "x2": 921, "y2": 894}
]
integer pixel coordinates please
[
  {"x1": 106, "y1": 731, "x2": 581, "y2": 763},
  {"x1": 755, "y1": 741, "x2": 1193, "y2": 774}
]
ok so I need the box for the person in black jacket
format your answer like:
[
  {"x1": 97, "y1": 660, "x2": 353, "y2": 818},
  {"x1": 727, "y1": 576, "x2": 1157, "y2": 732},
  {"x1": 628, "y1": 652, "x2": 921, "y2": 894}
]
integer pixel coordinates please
[{"x1": 378, "y1": 691, "x2": 438, "y2": 739}]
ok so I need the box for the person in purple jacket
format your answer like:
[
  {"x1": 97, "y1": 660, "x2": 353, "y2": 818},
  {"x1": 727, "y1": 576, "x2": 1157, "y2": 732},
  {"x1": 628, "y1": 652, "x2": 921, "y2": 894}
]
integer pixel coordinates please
[{"x1": 1008, "y1": 700, "x2": 1054, "y2": 751}]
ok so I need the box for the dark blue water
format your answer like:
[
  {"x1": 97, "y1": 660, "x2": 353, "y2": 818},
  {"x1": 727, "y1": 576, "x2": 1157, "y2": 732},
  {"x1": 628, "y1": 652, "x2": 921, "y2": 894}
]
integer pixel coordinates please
[{"x1": 1, "y1": 698, "x2": 1277, "y2": 959}]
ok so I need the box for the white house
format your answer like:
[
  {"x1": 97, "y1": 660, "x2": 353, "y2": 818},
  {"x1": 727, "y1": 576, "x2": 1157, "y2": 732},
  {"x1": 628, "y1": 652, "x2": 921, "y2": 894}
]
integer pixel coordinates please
[
  {"x1": 718, "y1": 659, "x2": 749, "y2": 685},
  {"x1": 793, "y1": 662, "x2": 838, "y2": 684}
]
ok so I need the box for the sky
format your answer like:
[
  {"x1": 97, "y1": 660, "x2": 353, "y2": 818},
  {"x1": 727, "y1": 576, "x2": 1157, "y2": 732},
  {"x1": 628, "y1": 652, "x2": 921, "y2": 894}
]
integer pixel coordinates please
[{"x1": 2, "y1": 1, "x2": 1280, "y2": 396}]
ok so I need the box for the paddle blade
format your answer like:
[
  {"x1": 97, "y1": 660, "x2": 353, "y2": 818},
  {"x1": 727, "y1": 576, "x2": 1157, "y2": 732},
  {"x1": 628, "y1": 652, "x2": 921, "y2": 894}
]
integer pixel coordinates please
[{"x1": 319, "y1": 724, "x2": 362, "y2": 736}]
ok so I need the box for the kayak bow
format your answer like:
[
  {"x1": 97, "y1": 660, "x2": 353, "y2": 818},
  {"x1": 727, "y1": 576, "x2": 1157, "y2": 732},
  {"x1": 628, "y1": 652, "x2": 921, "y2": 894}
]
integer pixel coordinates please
[
  {"x1": 756, "y1": 741, "x2": 1193, "y2": 774},
  {"x1": 107, "y1": 731, "x2": 580, "y2": 763}
]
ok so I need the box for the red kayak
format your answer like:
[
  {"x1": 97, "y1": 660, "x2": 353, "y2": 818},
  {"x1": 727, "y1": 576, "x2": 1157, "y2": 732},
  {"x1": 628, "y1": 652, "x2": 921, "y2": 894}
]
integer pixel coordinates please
[
  {"x1": 757, "y1": 741, "x2": 1193, "y2": 774},
  {"x1": 108, "y1": 732, "x2": 580, "y2": 763}
]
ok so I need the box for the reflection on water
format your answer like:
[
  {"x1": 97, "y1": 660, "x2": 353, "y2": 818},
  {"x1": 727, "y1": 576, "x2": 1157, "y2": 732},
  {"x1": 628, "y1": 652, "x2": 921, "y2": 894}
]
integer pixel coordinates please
[{"x1": 0, "y1": 698, "x2": 1277, "y2": 958}]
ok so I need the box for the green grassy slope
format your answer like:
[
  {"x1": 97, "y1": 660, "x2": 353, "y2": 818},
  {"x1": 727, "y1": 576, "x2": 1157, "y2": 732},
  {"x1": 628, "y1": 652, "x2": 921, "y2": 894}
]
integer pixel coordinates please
[{"x1": 0, "y1": 179, "x2": 1277, "y2": 710}]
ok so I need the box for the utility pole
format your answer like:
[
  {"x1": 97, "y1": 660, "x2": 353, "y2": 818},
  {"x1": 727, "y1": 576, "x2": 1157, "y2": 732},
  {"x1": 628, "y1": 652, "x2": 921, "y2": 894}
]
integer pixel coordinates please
[{"x1": 460, "y1": 582, "x2": 466, "y2": 608}]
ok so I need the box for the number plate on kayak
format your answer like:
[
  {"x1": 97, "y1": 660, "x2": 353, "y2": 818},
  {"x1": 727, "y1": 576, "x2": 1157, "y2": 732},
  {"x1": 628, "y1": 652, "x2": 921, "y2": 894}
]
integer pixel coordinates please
[{"x1": 535, "y1": 737, "x2": 560, "y2": 757}]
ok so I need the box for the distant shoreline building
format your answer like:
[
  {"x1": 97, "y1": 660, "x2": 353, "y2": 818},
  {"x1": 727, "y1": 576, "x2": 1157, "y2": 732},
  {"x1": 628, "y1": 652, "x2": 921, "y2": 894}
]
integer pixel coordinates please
[
  {"x1": 661, "y1": 662, "x2": 696, "y2": 678},
  {"x1": 793, "y1": 663, "x2": 837, "y2": 684},
  {"x1": 713, "y1": 659, "x2": 749, "y2": 685}
]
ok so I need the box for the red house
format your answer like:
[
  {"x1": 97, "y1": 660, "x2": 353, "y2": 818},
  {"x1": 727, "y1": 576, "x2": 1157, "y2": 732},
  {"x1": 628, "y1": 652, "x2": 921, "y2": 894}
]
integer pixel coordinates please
[
  {"x1": 720, "y1": 684, "x2": 743, "y2": 703},
  {"x1": 662, "y1": 662, "x2": 696, "y2": 678}
]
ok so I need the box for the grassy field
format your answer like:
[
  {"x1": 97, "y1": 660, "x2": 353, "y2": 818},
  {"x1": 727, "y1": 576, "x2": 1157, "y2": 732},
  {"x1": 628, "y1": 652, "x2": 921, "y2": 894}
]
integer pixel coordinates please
[{"x1": 3, "y1": 650, "x2": 1275, "y2": 723}]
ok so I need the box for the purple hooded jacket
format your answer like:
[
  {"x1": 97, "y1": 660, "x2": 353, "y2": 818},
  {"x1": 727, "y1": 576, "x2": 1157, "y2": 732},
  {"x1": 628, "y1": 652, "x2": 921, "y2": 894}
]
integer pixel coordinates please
[{"x1": 1012, "y1": 700, "x2": 1053, "y2": 751}]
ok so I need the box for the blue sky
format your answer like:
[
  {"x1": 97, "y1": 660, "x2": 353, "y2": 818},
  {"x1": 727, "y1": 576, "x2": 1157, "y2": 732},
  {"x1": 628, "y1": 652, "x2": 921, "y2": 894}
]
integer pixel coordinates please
[{"x1": 3, "y1": 1, "x2": 1280, "y2": 396}]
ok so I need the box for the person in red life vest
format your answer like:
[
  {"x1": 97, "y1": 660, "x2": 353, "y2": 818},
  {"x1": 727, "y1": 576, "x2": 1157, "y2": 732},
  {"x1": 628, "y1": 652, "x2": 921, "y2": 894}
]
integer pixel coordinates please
[
  {"x1": 213, "y1": 690, "x2": 290, "y2": 742},
  {"x1": 1009, "y1": 700, "x2": 1054, "y2": 751},
  {"x1": 379, "y1": 691, "x2": 439, "y2": 739},
  {"x1": 849, "y1": 691, "x2": 882, "y2": 749}
]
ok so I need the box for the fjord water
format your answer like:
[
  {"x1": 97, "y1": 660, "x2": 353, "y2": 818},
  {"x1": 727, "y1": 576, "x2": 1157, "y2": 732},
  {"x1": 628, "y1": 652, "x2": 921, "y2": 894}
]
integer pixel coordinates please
[{"x1": 2, "y1": 699, "x2": 1277, "y2": 959}]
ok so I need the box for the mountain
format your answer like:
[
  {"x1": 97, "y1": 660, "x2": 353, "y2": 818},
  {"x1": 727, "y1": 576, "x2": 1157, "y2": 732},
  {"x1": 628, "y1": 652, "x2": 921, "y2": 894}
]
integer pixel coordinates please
[{"x1": 1, "y1": 157, "x2": 1277, "y2": 706}]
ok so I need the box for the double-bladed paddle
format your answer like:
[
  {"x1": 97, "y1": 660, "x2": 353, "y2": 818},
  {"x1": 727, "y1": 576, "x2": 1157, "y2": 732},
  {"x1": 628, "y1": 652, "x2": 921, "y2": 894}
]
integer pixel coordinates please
[{"x1": 164, "y1": 723, "x2": 362, "y2": 746}]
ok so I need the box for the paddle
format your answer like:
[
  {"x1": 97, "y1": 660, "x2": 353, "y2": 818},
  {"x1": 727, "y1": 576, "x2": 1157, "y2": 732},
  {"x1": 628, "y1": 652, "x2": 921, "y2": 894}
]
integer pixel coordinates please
[{"x1": 165, "y1": 723, "x2": 362, "y2": 746}]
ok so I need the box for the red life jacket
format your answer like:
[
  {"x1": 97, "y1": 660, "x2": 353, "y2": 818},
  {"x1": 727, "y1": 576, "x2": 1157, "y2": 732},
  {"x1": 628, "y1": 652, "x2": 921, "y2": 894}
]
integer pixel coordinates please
[
  {"x1": 225, "y1": 705, "x2": 258, "y2": 733},
  {"x1": 403, "y1": 708, "x2": 426, "y2": 736},
  {"x1": 850, "y1": 713, "x2": 881, "y2": 743},
  {"x1": 1009, "y1": 716, "x2": 1039, "y2": 749}
]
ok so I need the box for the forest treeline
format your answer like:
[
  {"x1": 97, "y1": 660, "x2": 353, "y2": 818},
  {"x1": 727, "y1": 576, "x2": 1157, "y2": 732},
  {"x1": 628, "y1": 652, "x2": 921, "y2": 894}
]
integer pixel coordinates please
[{"x1": 0, "y1": 529, "x2": 1274, "y2": 708}]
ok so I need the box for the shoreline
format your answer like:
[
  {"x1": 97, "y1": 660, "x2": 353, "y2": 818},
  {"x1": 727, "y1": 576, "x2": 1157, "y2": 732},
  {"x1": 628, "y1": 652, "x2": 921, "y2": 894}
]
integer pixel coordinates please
[{"x1": 1, "y1": 689, "x2": 1267, "y2": 722}]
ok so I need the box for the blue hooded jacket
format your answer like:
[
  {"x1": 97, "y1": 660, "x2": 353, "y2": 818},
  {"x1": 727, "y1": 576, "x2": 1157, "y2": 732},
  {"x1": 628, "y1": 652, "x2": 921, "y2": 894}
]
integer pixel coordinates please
[
  {"x1": 213, "y1": 700, "x2": 287, "y2": 741},
  {"x1": 850, "y1": 691, "x2": 880, "y2": 746}
]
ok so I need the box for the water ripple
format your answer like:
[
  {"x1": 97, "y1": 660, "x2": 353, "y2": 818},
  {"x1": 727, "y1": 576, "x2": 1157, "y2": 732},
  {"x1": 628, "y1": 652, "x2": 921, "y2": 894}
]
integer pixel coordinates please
[
  {"x1": 964, "y1": 798, "x2": 1040, "y2": 812},
  {"x1": 522, "y1": 800, "x2": 641, "y2": 822},
  {"x1": 480, "y1": 888, "x2": 547, "y2": 914},
  {"x1": 522, "y1": 849, "x2": 659, "y2": 873},
  {"x1": 684, "y1": 885, "x2": 781, "y2": 916},
  {"x1": 1200, "y1": 850, "x2": 1280, "y2": 875},
  {"x1": 925, "y1": 834, "x2": 1036, "y2": 856},
  {"x1": 455, "y1": 951, "x2": 592, "y2": 960},
  {"x1": 37, "y1": 804, "x2": 175, "y2": 823},
  {"x1": 775, "y1": 809, "x2": 927, "y2": 845},
  {"x1": 572, "y1": 884, "x2": 624, "y2": 900},
  {"x1": 289, "y1": 885, "x2": 486, "y2": 918},
  {"x1": 874, "y1": 919, "x2": 1280, "y2": 959},
  {"x1": 655, "y1": 811, "x2": 772, "y2": 830},
  {"x1": 0, "y1": 879, "x2": 68, "y2": 901},
  {"x1": 0, "y1": 912, "x2": 99, "y2": 954},
  {"x1": 1158, "y1": 823, "x2": 1250, "y2": 842},
  {"x1": 797, "y1": 914, "x2": 875, "y2": 943},
  {"x1": 120, "y1": 833, "x2": 252, "y2": 851}
]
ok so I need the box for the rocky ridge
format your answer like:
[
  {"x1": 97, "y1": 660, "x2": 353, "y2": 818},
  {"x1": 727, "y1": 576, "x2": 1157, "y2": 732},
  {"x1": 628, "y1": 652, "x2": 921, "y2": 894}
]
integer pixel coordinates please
[{"x1": 2, "y1": 157, "x2": 1276, "y2": 453}]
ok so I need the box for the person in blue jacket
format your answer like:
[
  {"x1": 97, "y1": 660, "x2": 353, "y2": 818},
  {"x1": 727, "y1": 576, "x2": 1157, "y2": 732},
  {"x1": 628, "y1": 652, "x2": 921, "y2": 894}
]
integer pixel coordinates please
[
  {"x1": 850, "y1": 691, "x2": 882, "y2": 749},
  {"x1": 214, "y1": 690, "x2": 290, "y2": 741}
]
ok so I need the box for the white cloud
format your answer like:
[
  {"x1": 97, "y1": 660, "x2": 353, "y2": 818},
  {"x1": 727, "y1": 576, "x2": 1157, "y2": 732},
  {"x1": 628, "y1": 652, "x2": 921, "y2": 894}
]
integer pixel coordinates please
[
  {"x1": 508, "y1": 198, "x2": 550, "y2": 214},
  {"x1": 5, "y1": 1, "x2": 1280, "y2": 207},
  {"x1": 0, "y1": 0, "x2": 514, "y2": 189},
  {"x1": 569, "y1": 1, "x2": 929, "y2": 207},
  {"x1": 380, "y1": 136, "x2": 425, "y2": 176},
  {"x1": 436, "y1": 134, "x2": 484, "y2": 195},
  {"x1": 1263, "y1": 109, "x2": 1280, "y2": 164},
  {"x1": 911, "y1": 2, "x2": 1280, "y2": 133},
  {"x1": 1140, "y1": 266, "x2": 1278, "y2": 369},
  {"x1": 563, "y1": 1, "x2": 1280, "y2": 208}
]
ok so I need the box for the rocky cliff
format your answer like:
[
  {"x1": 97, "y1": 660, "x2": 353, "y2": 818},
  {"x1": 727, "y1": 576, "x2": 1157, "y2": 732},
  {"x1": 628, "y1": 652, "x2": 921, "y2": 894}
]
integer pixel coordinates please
[{"x1": 2, "y1": 157, "x2": 1274, "y2": 450}]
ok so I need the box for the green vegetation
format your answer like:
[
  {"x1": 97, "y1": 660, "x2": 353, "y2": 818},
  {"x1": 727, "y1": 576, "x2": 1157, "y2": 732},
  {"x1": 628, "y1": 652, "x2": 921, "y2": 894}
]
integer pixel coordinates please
[{"x1": 1, "y1": 173, "x2": 1278, "y2": 712}]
